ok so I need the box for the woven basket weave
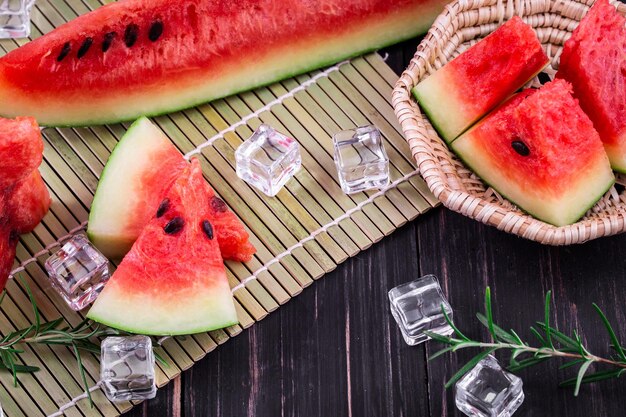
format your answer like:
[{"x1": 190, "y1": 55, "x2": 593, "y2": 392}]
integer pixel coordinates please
[{"x1": 393, "y1": 0, "x2": 626, "y2": 245}]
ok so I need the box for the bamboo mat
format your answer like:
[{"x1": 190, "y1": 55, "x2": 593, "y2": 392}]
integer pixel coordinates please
[{"x1": 0, "y1": 1, "x2": 439, "y2": 415}]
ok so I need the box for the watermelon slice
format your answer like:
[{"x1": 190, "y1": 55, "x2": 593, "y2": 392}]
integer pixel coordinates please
[
  {"x1": 451, "y1": 80, "x2": 614, "y2": 227},
  {"x1": 87, "y1": 159, "x2": 238, "y2": 335},
  {"x1": 0, "y1": 117, "x2": 50, "y2": 290},
  {"x1": 556, "y1": 0, "x2": 626, "y2": 172},
  {"x1": 88, "y1": 117, "x2": 255, "y2": 262},
  {"x1": 412, "y1": 16, "x2": 549, "y2": 142},
  {"x1": 0, "y1": 0, "x2": 448, "y2": 126}
]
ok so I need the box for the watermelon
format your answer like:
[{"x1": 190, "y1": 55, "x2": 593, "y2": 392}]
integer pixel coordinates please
[
  {"x1": 87, "y1": 158, "x2": 238, "y2": 335},
  {"x1": 556, "y1": 0, "x2": 626, "y2": 172},
  {"x1": 0, "y1": 117, "x2": 43, "y2": 188},
  {"x1": 0, "y1": 117, "x2": 50, "y2": 290},
  {"x1": 412, "y1": 16, "x2": 549, "y2": 143},
  {"x1": 88, "y1": 117, "x2": 255, "y2": 262},
  {"x1": 0, "y1": 0, "x2": 448, "y2": 126},
  {"x1": 451, "y1": 80, "x2": 614, "y2": 227}
]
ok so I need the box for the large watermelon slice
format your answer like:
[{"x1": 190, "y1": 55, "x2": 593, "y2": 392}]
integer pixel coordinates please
[
  {"x1": 451, "y1": 80, "x2": 614, "y2": 227},
  {"x1": 556, "y1": 0, "x2": 626, "y2": 172},
  {"x1": 0, "y1": 117, "x2": 50, "y2": 290},
  {"x1": 412, "y1": 16, "x2": 549, "y2": 142},
  {"x1": 87, "y1": 159, "x2": 238, "y2": 335},
  {"x1": 88, "y1": 117, "x2": 255, "y2": 262},
  {"x1": 0, "y1": 0, "x2": 448, "y2": 126}
]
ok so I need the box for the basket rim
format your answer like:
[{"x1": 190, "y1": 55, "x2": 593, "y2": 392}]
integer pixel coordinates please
[{"x1": 392, "y1": 0, "x2": 626, "y2": 245}]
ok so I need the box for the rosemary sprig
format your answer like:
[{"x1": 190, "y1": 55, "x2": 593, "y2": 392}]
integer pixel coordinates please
[
  {"x1": 426, "y1": 288, "x2": 626, "y2": 396},
  {"x1": 0, "y1": 280, "x2": 118, "y2": 404}
]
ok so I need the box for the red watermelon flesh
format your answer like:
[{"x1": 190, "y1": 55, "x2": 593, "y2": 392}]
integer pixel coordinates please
[
  {"x1": 452, "y1": 80, "x2": 614, "y2": 226},
  {"x1": 412, "y1": 16, "x2": 549, "y2": 142},
  {"x1": 7, "y1": 170, "x2": 51, "y2": 234},
  {"x1": 87, "y1": 117, "x2": 255, "y2": 262},
  {"x1": 556, "y1": 0, "x2": 626, "y2": 172},
  {"x1": 0, "y1": 0, "x2": 448, "y2": 126},
  {"x1": 0, "y1": 117, "x2": 43, "y2": 188},
  {"x1": 87, "y1": 158, "x2": 238, "y2": 335},
  {"x1": 0, "y1": 117, "x2": 50, "y2": 290}
]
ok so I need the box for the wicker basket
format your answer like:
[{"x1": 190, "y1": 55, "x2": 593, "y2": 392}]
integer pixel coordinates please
[{"x1": 393, "y1": 0, "x2": 626, "y2": 245}]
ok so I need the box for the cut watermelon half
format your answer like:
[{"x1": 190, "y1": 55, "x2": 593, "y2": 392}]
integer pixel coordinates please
[
  {"x1": 88, "y1": 117, "x2": 255, "y2": 262},
  {"x1": 451, "y1": 80, "x2": 614, "y2": 227},
  {"x1": 87, "y1": 159, "x2": 238, "y2": 335},
  {"x1": 412, "y1": 16, "x2": 549, "y2": 143},
  {"x1": 0, "y1": 0, "x2": 448, "y2": 126},
  {"x1": 556, "y1": 0, "x2": 626, "y2": 172}
]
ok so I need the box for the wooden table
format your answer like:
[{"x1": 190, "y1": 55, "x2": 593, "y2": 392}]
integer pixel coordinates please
[{"x1": 127, "y1": 39, "x2": 626, "y2": 417}]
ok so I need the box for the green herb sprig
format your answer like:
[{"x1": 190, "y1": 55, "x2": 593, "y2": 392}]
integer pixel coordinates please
[
  {"x1": 0, "y1": 281, "x2": 118, "y2": 404},
  {"x1": 426, "y1": 288, "x2": 626, "y2": 396}
]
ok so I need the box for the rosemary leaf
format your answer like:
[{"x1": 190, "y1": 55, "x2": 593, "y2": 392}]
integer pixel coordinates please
[
  {"x1": 574, "y1": 360, "x2": 594, "y2": 396},
  {"x1": 592, "y1": 303, "x2": 626, "y2": 362}
]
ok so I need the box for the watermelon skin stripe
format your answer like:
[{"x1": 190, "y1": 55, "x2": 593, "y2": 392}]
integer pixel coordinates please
[{"x1": 0, "y1": 0, "x2": 448, "y2": 126}]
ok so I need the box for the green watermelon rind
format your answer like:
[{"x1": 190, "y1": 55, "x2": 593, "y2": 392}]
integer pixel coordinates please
[
  {"x1": 450, "y1": 144, "x2": 615, "y2": 227},
  {"x1": 412, "y1": 64, "x2": 549, "y2": 144},
  {"x1": 86, "y1": 311, "x2": 239, "y2": 336},
  {"x1": 37, "y1": 27, "x2": 432, "y2": 128},
  {"x1": 87, "y1": 117, "x2": 152, "y2": 255}
]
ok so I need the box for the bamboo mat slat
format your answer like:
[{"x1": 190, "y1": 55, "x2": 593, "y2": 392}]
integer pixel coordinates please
[{"x1": 0, "y1": 1, "x2": 439, "y2": 415}]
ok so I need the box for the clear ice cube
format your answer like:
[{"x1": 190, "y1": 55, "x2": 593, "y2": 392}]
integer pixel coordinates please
[
  {"x1": 388, "y1": 274, "x2": 453, "y2": 346},
  {"x1": 44, "y1": 234, "x2": 110, "y2": 311},
  {"x1": 455, "y1": 355, "x2": 524, "y2": 417},
  {"x1": 0, "y1": 0, "x2": 34, "y2": 39},
  {"x1": 333, "y1": 125, "x2": 389, "y2": 194},
  {"x1": 235, "y1": 124, "x2": 301, "y2": 197},
  {"x1": 101, "y1": 336, "x2": 157, "y2": 402}
]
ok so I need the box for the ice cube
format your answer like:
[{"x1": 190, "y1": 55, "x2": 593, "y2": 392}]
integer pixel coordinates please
[
  {"x1": 100, "y1": 336, "x2": 157, "y2": 402},
  {"x1": 235, "y1": 124, "x2": 301, "y2": 197},
  {"x1": 388, "y1": 274, "x2": 453, "y2": 346},
  {"x1": 333, "y1": 125, "x2": 389, "y2": 194},
  {"x1": 44, "y1": 235, "x2": 110, "y2": 311},
  {"x1": 0, "y1": 0, "x2": 34, "y2": 39},
  {"x1": 455, "y1": 355, "x2": 524, "y2": 417}
]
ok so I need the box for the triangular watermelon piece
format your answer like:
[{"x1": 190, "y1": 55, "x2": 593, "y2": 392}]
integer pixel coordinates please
[
  {"x1": 87, "y1": 159, "x2": 238, "y2": 335},
  {"x1": 452, "y1": 80, "x2": 614, "y2": 226},
  {"x1": 556, "y1": 0, "x2": 626, "y2": 172},
  {"x1": 88, "y1": 117, "x2": 255, "y2": 262}
]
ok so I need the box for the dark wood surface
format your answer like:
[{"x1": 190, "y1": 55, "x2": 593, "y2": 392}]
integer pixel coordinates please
[{"x1": 127, "y1": 40, "x2": 626, "y2": 417}]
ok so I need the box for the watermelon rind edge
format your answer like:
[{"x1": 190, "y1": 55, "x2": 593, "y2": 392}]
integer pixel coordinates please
[
  {"x1": 86, "y1": 310, "x2": 239, "y2": 336},
  {"x1": 450, "y1": 143, "x2": 616, "y2": 227},
  {"x1": 86, "y1": 116, "x2": 149, "y2": 250}
]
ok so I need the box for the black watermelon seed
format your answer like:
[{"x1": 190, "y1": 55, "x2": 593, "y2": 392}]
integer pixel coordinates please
[
  {"x1": 9, "y1": 230, "x2": 18, "y2": 243},
  {"x1": 210, "y1": 196, "x2": 228, "y2": 213},
  {"x1": 124, "y1": 24, "x2": 139, "y2": 47},
  {"x1": 164, "y1": 217, "x2": 184, "y2": 235},
  {"x1": 156, "y1": 198, "x2": 170, "y2": 218},
  {"x1": 77, "y1": 37, "x2": 93, "y2": 59},
  {"x1": 102, "y1": 32, "x2": 116, "y2": 52},
  {"x1": 202, "y1": 220, "x2": 214, "y2": 240},
  {"x1": 57, "y1": 42, "x2": 71, "y2": 62},
  {"x1": 512, "y1": 140, "x2": 530, "y2": 157},
  {"x1": 148, "y1": 20, "x2": 163, "y2": 42}
]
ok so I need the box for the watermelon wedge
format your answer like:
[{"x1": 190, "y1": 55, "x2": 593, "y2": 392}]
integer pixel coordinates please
[
  {"x1": 451, "y1": 80, "x2": 614, "y2": 227},
  {"x1": 87, "y1": 159, "x2": 238, "y2": 335},
  {"x1": 0, "y1": 0, "x2": 448, "y2": 126},
  {"x1": 556, "y1": 0, "x2": 626, "y2": 172},
  {"x1": 0, "y1": 117, "x2": 50, "y2": 290},
  {"x1": 88, "y1": 117, "x2": 255, "y2": 262},
  {"x1": 412, "y1": 16, "x2": 549, "y2": 142}
]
